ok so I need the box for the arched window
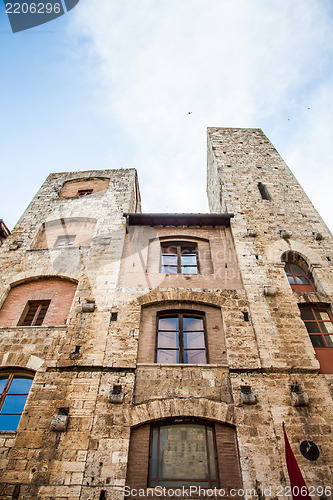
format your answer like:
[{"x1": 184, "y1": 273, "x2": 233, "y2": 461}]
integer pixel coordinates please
[
  {"x1": 282, "y1": 253, "x2": 314, "y2": 292},
  {"x1": 156, "y1": 312, "x2": 207, "y2": 364},
  {"x1": 0, "y1": 373, "x2": 33, "y2": 431}
]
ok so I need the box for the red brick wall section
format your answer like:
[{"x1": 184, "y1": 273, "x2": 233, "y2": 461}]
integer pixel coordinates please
[
  {"x1": 126, "y1": 422, "x2": 243, "y2": 499},
  {"x1": 138, "y1": 303, "x2": 227, "y2": 364},
  {"x1": 0, "y1": 278, "x2": 77, "y2": 326},
  {"x1": 34, "y1": 219, "x2": 97, "y2": 249},
  {"x1": 60, "y1": 178, "x2": 110, "y2": 198}
]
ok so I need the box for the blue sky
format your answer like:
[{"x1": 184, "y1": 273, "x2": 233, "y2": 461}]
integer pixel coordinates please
[{"x1": 0, "y1": 0, "x2": 333, "y2": 232}]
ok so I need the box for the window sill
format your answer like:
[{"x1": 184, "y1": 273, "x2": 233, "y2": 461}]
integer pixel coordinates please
[{"x1": 137, "y1": 363, "x2": 229, "y2": 369}]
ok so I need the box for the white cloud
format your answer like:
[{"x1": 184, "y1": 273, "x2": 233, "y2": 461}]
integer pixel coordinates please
[{"x1": 67, "y1": 0, "x2": 333, "y2": 229}]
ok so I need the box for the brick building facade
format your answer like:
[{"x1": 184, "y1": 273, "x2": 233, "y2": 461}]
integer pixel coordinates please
[{"x1": 0, "y1": 129, "x2": 332, "y2": 499}]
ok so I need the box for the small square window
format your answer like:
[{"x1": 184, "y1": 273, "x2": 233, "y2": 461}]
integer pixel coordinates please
[
  {"x1": 54, "y1": 235, "x2": 76, "y2": 248},
  {"x1": 161, "y1": 243, "x2": 198, "y2": 274}
]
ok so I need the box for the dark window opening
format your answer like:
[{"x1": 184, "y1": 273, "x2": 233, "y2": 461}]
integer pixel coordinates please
[
  {"x1": 156, "y1": 312, "x2": 207, "y2": 364},
  {"x1": 18, "y1": 300, "x2": 51, "y2": 326},
  {"x1": 77, "y1": 189, "x2": 93, "y2": 197},
  {"x1": 258, "y1": 182, "x2": 271, "y2": 201},
  {"x1": 0, "y1": 374, "x2": 33, "y2": 431},
  {"x1": 161, "y1": 243, "x2": 198, "y2": 274},
  {"x1": 149, "y1": 420, "x2": 218, "y2": 488},
  {"x1": 54, "y1": 235, "x2": 76, "y2": 248},
  {"x1": 110, "y1": 312, "x2": 118, "y2": 322}
]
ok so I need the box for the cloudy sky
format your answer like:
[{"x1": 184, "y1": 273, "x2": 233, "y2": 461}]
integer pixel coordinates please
[{"x1": 0, "y1": 0, "x2": 332, "y2": 232}]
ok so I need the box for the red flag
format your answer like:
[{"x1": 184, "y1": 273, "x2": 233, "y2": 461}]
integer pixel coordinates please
[{"x1": 283, "y1": 422, "x2": 312, "y2": 500}]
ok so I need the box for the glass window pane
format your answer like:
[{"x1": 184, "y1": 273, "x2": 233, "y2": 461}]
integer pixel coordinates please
[
  {"x1": 159, "y1": 317, "x2": 179, "y2": 331},
  {"x1": 183, "y1": 317, "x2": 204, "y2": 332},
  {"x1": 151, "y1": 428, "x2": 158, "y2": 478},
  {"x1": 314, "y1": 310, "x2": 331, "y2": 321},
  {"x1": 184, "y1": 332, "x2": 205, "y2": 349},
  {"x1": 181, "y1": 247, "x2": 196, "y2": 256},
  {"x1": 162, "y1": 246, "x2": 177, "y2": 255},
  {"x1": 184, "y1": 350, "x2": 207, "y2": 364},
  {"x1": 2, "y1": 394, "x2": 28, "y2": 414},
  {"x1": 181, "y1": 255, "x2": 197, "y2": 266},
  {"x1": 158, "y1": 331, "x2": 179, "y2": 349},
  {"x1": 289, "y1": 264, "x2": 305, "y2": 274},
  {"x1": 287, "y1": 276, "x2": 296, "y2": 284},
  {"x1": 295, "y1": 276, "x2": 310, "y2": 285},
  {"x1": 9, "y1": 378, "x2": 33, "y2": 394},
  {"x1": 0, "y1": 378, "x2": 8, "y2": 393},
  {"x1": 310, "y1": 335, "x2": 326, "y2": 348},
  {"x1": 0, "y1": 414, "x2": 21, "y2": 431},
  {"x1": 301, "y1": 309, "x2": 315, "y2": 321},
  {"x1": 162, "y1": 255, "x2": 177, "y2": 266},
  {"x1": 156, "y1": 350, "x2": 179, "y2": 364},
  {"x1": 324, "y1": 335, "x2": 333, "y2": 347},
  {"x1": 305, "y1": 322, "x2": 321, "y2": 333},
  {"x1": 207, "y1": 427, "x2": 216, "y2": 480},
  {"x1": 284, "y1": 263, "x2": 291, "y2": 274},
  {"x1": 162, "y1": 265, "x2": 178, "y2": 274},
  {"x1": 181, "y1": 266, "x2": 198, "y2": 274},
  {"x1": 322, "y1": 322, "x2": 333, "y2": 334},
  {"x1": 158, "y1": 425, "x2": 208, "y2": 480}
]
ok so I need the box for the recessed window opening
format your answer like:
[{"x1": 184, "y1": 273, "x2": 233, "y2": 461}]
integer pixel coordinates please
[
  {"x1": 300, "y1": 306, "x2": 333, "y2": 349},
  {"x1": 54, "y1": 235, "x2": 76, "y2": 248},
  {"x1": 0, "y1": 374, "x2": 33, "y2": 431},
  {"x1": 161, "y1": 242, "x2": 198, "y2": 274},
  {"x1": 156, "y1": 312, "x2": 207, "y2": 364},
  {"x1": 77, "y1": 189, "x2": 93, "y2": 197},
  {"x1": 18, "y1": 300, "x2": 51, "y2": 326},
  {"x1": 149, "y1": 420, "x2": 218, "y2": 488},
  {"x1": 258, "y1": 182, "x2": 271, "y2": 201}
]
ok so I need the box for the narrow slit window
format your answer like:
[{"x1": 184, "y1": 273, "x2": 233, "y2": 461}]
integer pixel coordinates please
[
  {"x1": 18, "y1": 300, "x2": 51, "y2": 326},
  {"x1": 258, "y1": 182, "x2": 271, "y2": 201}
]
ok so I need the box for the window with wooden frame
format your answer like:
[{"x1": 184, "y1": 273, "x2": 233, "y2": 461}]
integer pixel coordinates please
[
  {"x1": 54, "y1": 235, "x2": 76, "y2": 248},
  {"x1": 77, "y1": 189, "x2": 93, "y2": 197},
  {"x1": 156, "y1": 312, "x2": 207, "y2": 364},
  {"x1": 0, "y1": 374, "x2": 33, "y2": 431},
  {"x1": 284, "y1": 262, "x2": 314, "y2": 292},
  {"x1": 300, "y1": 305, "x2": 333, "y2": 374},
  {"x1": 18, "y1": 300, "x2": 50, "y2": 326},
  {"x1": 149, "y1": 419, "x2": 219, "y2": 488},
  {"x1": 161, "y1": 242, "x2": 198, "y2": 274}
]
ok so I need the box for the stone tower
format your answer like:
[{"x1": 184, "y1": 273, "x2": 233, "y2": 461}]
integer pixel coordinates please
[{"x1": 0, "y1": 130, "x2": 332, "y2": 500}]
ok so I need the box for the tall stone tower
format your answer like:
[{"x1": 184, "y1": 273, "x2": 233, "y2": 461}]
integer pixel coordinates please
[
  {"x1": 0, "y1": 130, "x2": 332, "y2": 500},
  {"x1": 207, "y1": 127, "x2": 333, "y2": 489}
]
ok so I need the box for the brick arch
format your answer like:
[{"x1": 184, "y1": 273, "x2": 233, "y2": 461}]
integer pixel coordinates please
[
  {"x1": 138, "y1": 288, "x2": 227, "y2": 309},
  {"x1": 129, "y1": 398, "x2": 234, "y2": 428},
  {"x1": 0, "y1": 355, "x2": 43, "y2": 372},
  {"x1": 34, "y1": 217, "x2": 97, "y2": 249},
  {"x1": 0, "y1": 276, "x2": 78, "y2": 327},
  {"x1": 60, "y1": 177, "x2": 110, "y2": 198}
]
